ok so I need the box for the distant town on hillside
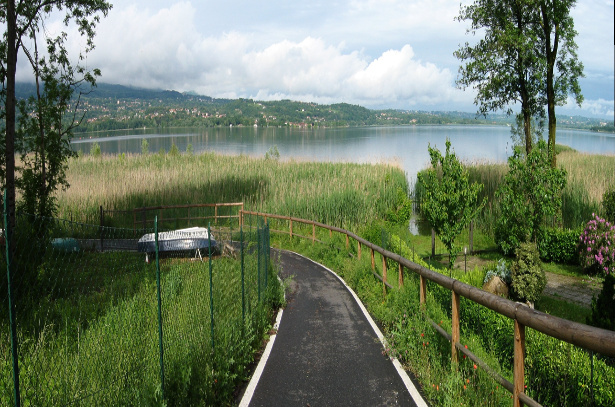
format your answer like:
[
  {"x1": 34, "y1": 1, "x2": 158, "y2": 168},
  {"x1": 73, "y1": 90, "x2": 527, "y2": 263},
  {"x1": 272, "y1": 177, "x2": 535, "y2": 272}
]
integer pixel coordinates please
[{"x1": 15, "y1": 82, "x2": 615, "y2": 134}]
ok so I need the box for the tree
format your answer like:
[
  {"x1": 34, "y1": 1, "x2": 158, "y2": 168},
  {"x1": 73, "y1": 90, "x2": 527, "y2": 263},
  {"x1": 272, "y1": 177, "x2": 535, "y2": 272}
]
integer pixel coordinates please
[
  {"x1": 455, "y1": 0, "x2": 584, "y2": 161},
  {"x1": 455, "y1": 0, "x2": 545, "y2": 156},
  {"x1": 417, "y1": 139, "x2": 485, "y2": 270},
  {"x1": 495, "y1": 140, "x2": 567, "y2": 255},
  {"x1": 539, "y1": 0, "x2": 584, "y2": 167},
  {"x1": 1, "y1": 0, "x2": 112, "y2": 227},
  {"x1": 16, "y1": 30, "x2": 100, "y2": 219}
]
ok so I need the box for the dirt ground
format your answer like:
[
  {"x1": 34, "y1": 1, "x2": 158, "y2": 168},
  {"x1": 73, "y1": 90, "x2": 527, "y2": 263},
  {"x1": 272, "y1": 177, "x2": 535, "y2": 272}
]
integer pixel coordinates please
[{"x1": 442, "y1": 254, "x2": 602, "y2": 308}]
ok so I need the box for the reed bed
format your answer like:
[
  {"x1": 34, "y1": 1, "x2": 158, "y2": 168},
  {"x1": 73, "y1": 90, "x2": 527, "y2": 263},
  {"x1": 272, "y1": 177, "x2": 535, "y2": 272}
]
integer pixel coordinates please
[
  {"x1": 438, "y1": 150, "x2": 615, "y2": 230},
  {"x1": 56, "y1": 152, "x2": 407, "y2": 229}
]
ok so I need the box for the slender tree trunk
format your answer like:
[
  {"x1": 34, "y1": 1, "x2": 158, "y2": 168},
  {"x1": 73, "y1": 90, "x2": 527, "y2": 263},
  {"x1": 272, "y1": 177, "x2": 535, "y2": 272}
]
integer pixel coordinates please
[
  {"x1": 523, "y1": 107, "x2": 532, "y2": 156},
  {"x1": 6, "y1": 0, "x2": 17, "y2": 231},
  {"x1": 541, "y1": 1, "x2": 559, "y2": 168},
  {"x1": 547, "y1": 75, "x2": 557, "y2": 167},
  {"x1": 33, "y1": 32, "x2": 47, "y2": 217}
]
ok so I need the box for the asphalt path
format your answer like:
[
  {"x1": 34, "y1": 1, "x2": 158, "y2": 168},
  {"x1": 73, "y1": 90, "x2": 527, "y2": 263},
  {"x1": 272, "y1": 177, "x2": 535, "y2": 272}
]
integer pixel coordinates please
[{"x1": 242, "y1": 249, "x2": 424, "y2": 406}]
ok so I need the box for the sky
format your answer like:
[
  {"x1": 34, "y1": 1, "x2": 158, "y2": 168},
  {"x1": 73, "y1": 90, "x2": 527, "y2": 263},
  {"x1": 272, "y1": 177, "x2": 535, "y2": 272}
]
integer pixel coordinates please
[{"x1": 19, "y1": 0, "x2": 615, "y2": 118}]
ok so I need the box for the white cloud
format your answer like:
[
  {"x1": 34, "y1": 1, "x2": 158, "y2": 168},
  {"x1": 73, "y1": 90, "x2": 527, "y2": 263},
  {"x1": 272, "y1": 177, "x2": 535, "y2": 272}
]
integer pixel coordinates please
[
  {"x1": 12, "y1": 0, "x2": 611, "y2": 117},
  {"x1": 561, "y1": 97, "x2": 615, "y2": 118},
  {"x1": 80, "y1": 4, "x2": 461, "y2": 108}
]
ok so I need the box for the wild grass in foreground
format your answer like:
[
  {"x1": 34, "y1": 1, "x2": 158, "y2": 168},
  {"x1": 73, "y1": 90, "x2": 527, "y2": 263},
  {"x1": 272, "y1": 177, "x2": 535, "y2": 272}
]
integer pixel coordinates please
[{"x1": 1, "y1": 241, "x2": 284, "y2": 406}]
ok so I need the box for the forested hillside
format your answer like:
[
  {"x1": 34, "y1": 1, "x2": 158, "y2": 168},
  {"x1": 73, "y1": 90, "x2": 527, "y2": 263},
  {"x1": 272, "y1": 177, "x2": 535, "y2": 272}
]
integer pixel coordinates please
[{"x1": 14, "y1": 82, "x2": 614, "y2": 133}]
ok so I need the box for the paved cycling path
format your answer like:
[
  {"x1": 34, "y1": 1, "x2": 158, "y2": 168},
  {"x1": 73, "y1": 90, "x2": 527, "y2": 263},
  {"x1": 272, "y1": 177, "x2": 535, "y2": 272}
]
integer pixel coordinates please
[{"x1": 239, "y1": 249, "x2": 427, "y2": 406}]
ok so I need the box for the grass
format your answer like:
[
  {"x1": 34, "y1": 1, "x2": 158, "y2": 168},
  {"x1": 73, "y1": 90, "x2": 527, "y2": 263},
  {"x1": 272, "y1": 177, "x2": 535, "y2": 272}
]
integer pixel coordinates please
[
  {"x1": 57, "y1": 151, "x2": 407, "y2": 230},
  {"x1": 535, "y1": 295, "x2": 592, "y2": 324},
  {"x1": 274, "y1": 229, "x2": 614, "y2": 407},
  {"x1": 3, "y1": 150, "x2": 406, "y2": 405},
  {"x1": 1, "y1": 217, "x2": 284, "y2": 406}
]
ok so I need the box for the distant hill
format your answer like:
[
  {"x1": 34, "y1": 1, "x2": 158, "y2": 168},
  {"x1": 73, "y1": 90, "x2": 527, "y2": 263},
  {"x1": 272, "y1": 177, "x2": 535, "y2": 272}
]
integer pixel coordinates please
[{"x1": 14, "y1": 82, "x2": 614, "y2": 134}]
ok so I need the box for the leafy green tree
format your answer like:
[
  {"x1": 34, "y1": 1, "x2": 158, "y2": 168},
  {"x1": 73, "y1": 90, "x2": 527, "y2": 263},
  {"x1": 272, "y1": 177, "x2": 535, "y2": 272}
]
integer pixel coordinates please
[
  {"x1": 417, "y1": 139, "x2": 485, "y2": 269},
  {"x1": 16, "y1": 30, "x2": 98, "y2": 218},
  {"x1": 455, "y1": 0, "x2": 584, "y2": 162},
  {"x1": 539, "y1": 0, "x2": 584, "y2": 167},
  {"x1": 495, "y1": 140, "x2": 567, "y2": 254},
  {"x1": 455, "y1": 0, "x2": 545, "y2": 156},
  {"x1": 1, "y1": 0, "x2": 111, "y2": 227}
]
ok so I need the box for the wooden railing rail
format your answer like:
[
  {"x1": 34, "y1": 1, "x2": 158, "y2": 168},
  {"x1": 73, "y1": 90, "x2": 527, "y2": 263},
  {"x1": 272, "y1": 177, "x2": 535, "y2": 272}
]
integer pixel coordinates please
[
  {"x1": 240, "y1": 209, "x2": 615, "y2": 407},
  {"x1": 101, "y1": 203, "x2": 244, "y2": 233}
]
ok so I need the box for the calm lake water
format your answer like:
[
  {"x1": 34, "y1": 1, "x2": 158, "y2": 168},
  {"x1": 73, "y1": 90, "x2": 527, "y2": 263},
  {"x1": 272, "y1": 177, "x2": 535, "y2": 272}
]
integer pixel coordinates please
[{"x1": 71, "y1": 125, "x2": 614, "y2": 185}]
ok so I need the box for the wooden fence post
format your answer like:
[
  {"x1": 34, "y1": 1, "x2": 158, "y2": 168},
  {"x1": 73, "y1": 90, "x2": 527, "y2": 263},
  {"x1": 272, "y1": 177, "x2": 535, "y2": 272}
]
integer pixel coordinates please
[
  {"x1": 312, "y1": 223, "x2": 316, "y2": 244},
  {"x1": 419, "y1": 275, "x2": 426, "y2": 308},
  {"x1": 358, "y1": 241, "x2": 362, "y2": 260},
  {"x1": 345, "y1": 233, "x2": 349, "y2": 249},
  {"x1": 398, "y1": 263, "x2": 403, "y2": 287},
  {"x1": 452, "y1": 291, "x2": 460, "y2": 364},
  {"x1": 289, "y1": 218, "x2": 293, "y2": 239},
  {"x1": 514, "y1": 320, "x2": 526, "y2": 407},
  {"x1": 371, "y1": 248, "x2": 375, "y2": 270}
]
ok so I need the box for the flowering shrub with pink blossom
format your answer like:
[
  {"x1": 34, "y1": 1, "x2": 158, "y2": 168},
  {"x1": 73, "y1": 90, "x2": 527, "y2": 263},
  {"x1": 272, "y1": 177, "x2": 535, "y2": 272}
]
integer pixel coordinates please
[{"x1": 578, "y1": 213, "x2": 615, "y2": 275}]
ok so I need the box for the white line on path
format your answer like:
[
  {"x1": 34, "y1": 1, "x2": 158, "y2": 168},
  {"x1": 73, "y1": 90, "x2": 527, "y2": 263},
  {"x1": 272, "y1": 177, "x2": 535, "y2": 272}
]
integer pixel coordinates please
[
  {"x1": 239, "y1": 251, "x2": 428, "y2": 407},
  {"x1": 238, "y1": 286, "x2": 284, "y2": 407},
  {"x1": 298, "y1": 252, "x2": 429, "y2": 407}
]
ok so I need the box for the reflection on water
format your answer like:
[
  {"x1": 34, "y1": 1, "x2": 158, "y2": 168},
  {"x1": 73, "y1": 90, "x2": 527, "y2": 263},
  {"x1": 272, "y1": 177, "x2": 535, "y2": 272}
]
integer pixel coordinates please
[
  {"x1": 72, "y1": 125, "x2": 613, "y2": 184},
  {"x1": 408, "y1": 215, "x2": 432, "y2": 236}
]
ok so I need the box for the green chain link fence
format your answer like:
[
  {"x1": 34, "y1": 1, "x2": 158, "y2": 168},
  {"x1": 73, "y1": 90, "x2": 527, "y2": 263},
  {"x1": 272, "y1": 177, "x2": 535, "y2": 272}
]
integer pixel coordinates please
[{"x1": 1, "y1": 192, "x2": 277, "y2": 406}]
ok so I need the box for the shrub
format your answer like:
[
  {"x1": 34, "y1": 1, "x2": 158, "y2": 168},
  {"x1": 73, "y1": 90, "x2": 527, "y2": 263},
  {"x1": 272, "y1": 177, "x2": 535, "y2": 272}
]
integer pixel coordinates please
[
  {"x1": 578, "y1": 213, "x2": 615, "y2": 276},
  {"x1": 495, "y1": 141, "x2": 567, "y2": 255},
  {"x1": 587, "y1": 273, "x2": 615, "y2": 331},
  {"x1": 141, "y1": 138, "x2": 149, "y2": 155},
  {"x1": 169, "y1": 142, "x2": 180, "y2": 156},
  {"x1": 483, "y1": 258, "x2": 511, "y2": 285},
  {"x1": 603, "y1": 184, "x2": 615, "y2": 222},
  {"x1": 510, "y1": 243, "x2": 546, "y2": 305},
  {"x1": 537, "y1": 227, "x2": 581, "y2": 264},
  {"x1": 90, "y1": 142, "x2": 101, "y2": 157}
]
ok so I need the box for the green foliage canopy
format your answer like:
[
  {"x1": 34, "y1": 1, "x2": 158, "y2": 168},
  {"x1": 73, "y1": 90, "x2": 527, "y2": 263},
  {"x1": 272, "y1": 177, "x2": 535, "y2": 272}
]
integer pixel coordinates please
[{"x1": 495, "y1": 140, "x2": 567, "y2": 255}]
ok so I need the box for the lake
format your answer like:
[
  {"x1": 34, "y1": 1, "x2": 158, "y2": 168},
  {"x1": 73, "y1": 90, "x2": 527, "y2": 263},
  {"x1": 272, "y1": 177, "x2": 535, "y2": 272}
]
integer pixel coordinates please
[{"x1": 71, "y1": 125, "x2": 614, "y2": 185}]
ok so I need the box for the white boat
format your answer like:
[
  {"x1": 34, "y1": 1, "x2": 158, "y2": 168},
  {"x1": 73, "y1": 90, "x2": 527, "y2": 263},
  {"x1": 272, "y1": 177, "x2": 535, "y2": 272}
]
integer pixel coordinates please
[{"x1": 137, "y1": 227, "x2": 217, "y2": 255}]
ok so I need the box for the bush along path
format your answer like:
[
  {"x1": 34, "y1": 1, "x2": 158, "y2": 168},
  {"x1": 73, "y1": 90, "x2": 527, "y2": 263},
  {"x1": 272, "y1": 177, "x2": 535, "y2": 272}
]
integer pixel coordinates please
[{"x1": 239, "y1": 249, "x2": 426, "y2": 407}]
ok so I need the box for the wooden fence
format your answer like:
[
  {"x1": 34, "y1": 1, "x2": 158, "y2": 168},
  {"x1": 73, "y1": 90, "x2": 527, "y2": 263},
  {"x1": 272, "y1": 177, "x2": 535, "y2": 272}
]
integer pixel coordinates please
[
  {"x1": 101, "y1": 203, "x2": 244, "y2": 233},
  {"x1": 240, "y1": 209, "x2": 615, "y2": 407}
]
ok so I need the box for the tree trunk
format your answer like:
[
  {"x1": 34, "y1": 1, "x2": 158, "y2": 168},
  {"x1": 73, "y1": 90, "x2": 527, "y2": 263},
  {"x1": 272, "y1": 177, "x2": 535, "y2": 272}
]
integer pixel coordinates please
[{"x1": 541, "y1": 1, "x2": 559, "y2": 168}]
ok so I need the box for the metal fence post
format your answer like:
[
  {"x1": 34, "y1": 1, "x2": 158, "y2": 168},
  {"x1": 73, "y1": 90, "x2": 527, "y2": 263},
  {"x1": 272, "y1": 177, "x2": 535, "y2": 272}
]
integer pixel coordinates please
[
  {"x1": 208, "y1": 223, "x2": 214, "y2": 353},
  {"x1": 264, "y1": 220, "x2": 269, "y2": 289},
  {"x1": 99, "y1": 205, "x2": 104, "y2": 252},
  {"x1": 4, "y1": 190, "x2": 21, "y2": 407},
  {"x1": 155, "y1": 216, "x2": 165, "y2": 401},
  {"x1": 257, "y1": 220, "x2": 261, "y2": 303},
  {"x1": 241, "y1": 226, "x2": 245, "y2": 325}
]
